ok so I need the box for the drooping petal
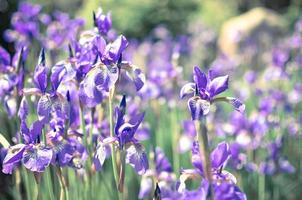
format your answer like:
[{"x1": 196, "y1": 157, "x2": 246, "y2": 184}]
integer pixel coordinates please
[
  {"x1": 226, "y1": 97, "x2": 245, "y2": 113},
  {"x1": 120, "y1": 63, "x2": 146, "y2": 92},
  {"x1": 155, "y1": 147, "x2": 173, "y2": 173},
  {"x1": 182, "y1": 180, "x2": 209, "y2": 200},
  {"x1": 2, "y1": 144, "x2": 27, "y2": 174},
  {"x1": 180, "y1": 82, "x2": 195, "y2": 99},
  {"x1": 53, "y1": 142, "x2": 73, "y2": 167},
  {"x1": 208, "y1": 75, "x2": 229, "y2": 98},
  {"x1": 138, "y1": 177, "x2": 153, "y2": 199},
  {"x1": 37, "y1": 95, "x2": 51, "y2": 122},
  {"x1": 93, "y1": 141, "x2": 108, "y2": 171},
  {"x1": 188, "y1": 96, "x2": 210, "y2": 120},
  {"x1": 211, "y1": 142, "x2": 230, "y2": 170},
  {"x1": 22, "y1": 145, "x2": 53, "y2": 172},
  {"x1": 193, "y1": 66, "x2": 207, "y2": 90},
  {"x1": 125, "y1": 143, "x2": 148, "y2": 175},
  {"x1": 214, "y1": 182, "x2": 247, "y2": 200}
]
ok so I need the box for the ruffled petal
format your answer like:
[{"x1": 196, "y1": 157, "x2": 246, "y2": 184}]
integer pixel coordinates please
[
  {"x1": 188, "y1": 96, "x2": 210, "y2": 120},
  {"x1": 93, "y1": 141, "x2": 108, "y2": 171},
  {"x1": 22, "y1": 145, "x2": 53, "y2": 172},
  {"x1": 126, "y1": 143, "x2": 148, "y2": 175}
]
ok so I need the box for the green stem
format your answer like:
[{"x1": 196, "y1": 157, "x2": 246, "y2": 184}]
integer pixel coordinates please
[
  {"x1": 171, "y1": 109, "x2": 180, "y2": 175},
  {"x1": 258, "y1": 174, "x2": 265, "y2": 200},
  {"x1": 108, "y1": 87, "x2": 122, "y2": 199},
  {"x1": 194, "y1": 119, "x2": 214, "y2": 200},
  {"x1": 118, "y1": 150, "x2": 126, "y2": 193},
  {"x1": 79, "y1": 105, "x2": 88, "y2": 148},
  {"x1": 46, "y1": 168, "x2": 55, "y2": 200},
  {"x1": 56, "y1": 168, "x2": 69, "y2": 200},
  {"x1": 23, "y1": 168, "x2": 31, "y2": 200}
]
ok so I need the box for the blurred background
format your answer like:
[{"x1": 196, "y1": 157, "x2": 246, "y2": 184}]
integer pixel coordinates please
[{"x1": 1, "y1": 0, "x2": 302, "y2": 49}]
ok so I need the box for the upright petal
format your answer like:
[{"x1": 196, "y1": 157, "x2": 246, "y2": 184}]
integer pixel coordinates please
[
  {"x1": 208, "y1": 75, "x2": 229, "y2": 98},
  {"x1": 193, "y1": 66, "x2": 207, "y2": 90},
  {"x1": 33, "y1": 49, "x2": 47, "y2": 93},
  {"x1": 104, "y1": 35, "x2": 128, "y2": 63},
  {"x1": 211, "y1": 142, "x2": 230, "y2": 170}
]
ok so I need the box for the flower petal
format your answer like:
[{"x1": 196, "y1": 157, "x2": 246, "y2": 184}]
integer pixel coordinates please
[
  {"x1": 188, "y1": 97, "x2": 210, "y2": 120},
  {"x1": 126, "y1": 143, "x2": 148, "y2": 175},
  {"x1": 208, "y1": 75, "x2": 229, "y2": 97},
  {"x1": 211, "y1": 142, "x2": 230, "y2": 169},
  {"x1": 93, "y1": 141, "x2": 108, "y2": 171},
  {"x1": 105, "y1": 35, "x2": 128, "y2": 63},
  {"x1": 2, "y1": 144, "x2": 26, "y2": 174},
  {"x1": 180, "y1": 82, "x2": 195, "y2": 99},
  {"x1": 193, "y1": 66, "x2": 207, "y2": 90},
  {"x1": 33, "y1": 48, "x2": 47, "y2": 93},
  {"x1": 22, "y1": 145, "x2": 53, "y2": 172},
  {"x1": 226, "y1": 97, "x2": 245, "y2": 113},
  {"x1": 37, "y1": 95, "x2": 51, "y2": 122}
]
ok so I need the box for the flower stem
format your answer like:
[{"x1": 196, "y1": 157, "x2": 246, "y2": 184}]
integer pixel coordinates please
[
  {"x1": 79, "y1": 104, "x2": 88, "y2": 148},
  {"x1": 194, "y1": 119, "x2": 214, "y2": 200},
  {"x1": 171, "y1": 109, "x2": 180, "y2": 175},
  {"x1": 108, "y1": 87, "x2": 122, "y2": 199},
  {"x1": 118, "y1": 149, "x2": 126, "y2": 193},
  {"x1": 56, "y1": 167, "x2": 69, "y2": 200},
  {"x1": 46, "y1": 168, "x2": 55, "y2": 200},
  {"x1": 258, "y1": 174, "x2": 265, "y2": 200}
]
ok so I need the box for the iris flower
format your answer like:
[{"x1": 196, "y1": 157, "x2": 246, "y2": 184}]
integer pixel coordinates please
[
  {"x1": 93, "y1": 96, "x2": 148, "y2": 175},
  {"x1": 180, "y1": 66, "x2": 245, "y2": 120},
  {"x1": 179, "y1": 141, "x2": 246, "y2": 200}
]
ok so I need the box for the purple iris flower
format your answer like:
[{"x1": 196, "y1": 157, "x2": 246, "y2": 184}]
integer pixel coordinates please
[
  {"x1": 23, "y1": 49, "x2": 70, "y2": 124},
  {"x1": 0, "y1": 47, "x2": 27, "y2": 117},
  {"x1": 5, "y1": 2, "x2": 41, "y2": 48},
  {"x1": 93, "y1": 8, "x2": 112, "y2": 35},
  {"x1": 2, "y1": 97, "x2": 53, "y2": 174},
  {"x1": 79, "y1": 55, "x2": 145, "y2": 108},
  {"x1": 139, "y1": 147, "x2": 176, "y2": 199},
  {"x1": 93, "y1": 96, "x2": 148, "y2": 175},
  {"x1": 43, "y1": 11, "x2": 84, "y2": 50},
  {"x1": 179, "y1": 141, "x2": 246, "y2": 199},
  {"x1": 180, "y1": 66, "x2": 245, "y2": 120}
]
